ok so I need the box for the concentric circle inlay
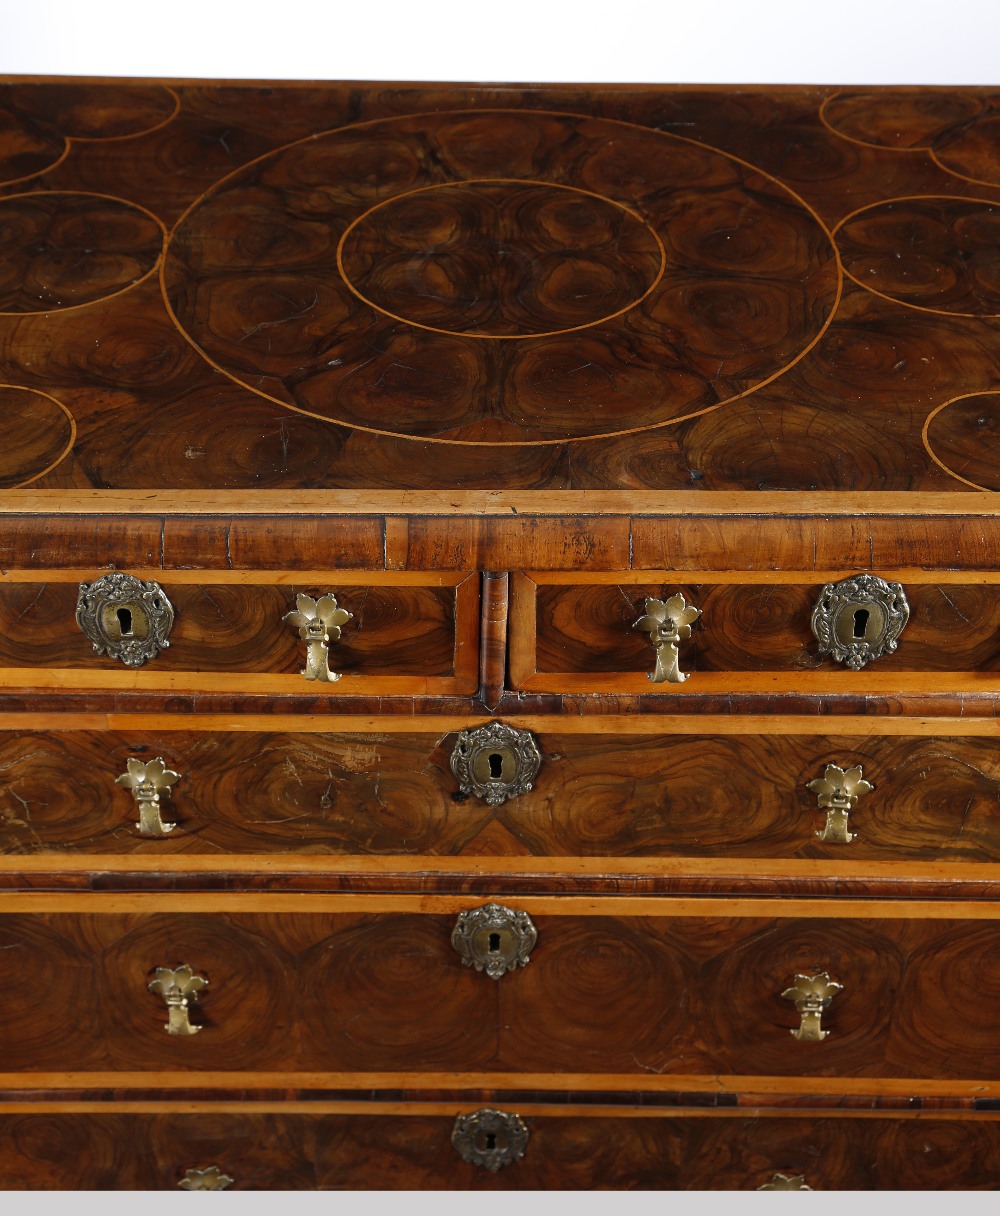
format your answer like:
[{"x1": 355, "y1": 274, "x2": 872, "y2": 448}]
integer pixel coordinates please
[
  {"x1": 163, "y1": 109, "x2": 840, "y2": 444},
  {"x1": 337, "y1": 179, "x2": 665, "y2": 338}
]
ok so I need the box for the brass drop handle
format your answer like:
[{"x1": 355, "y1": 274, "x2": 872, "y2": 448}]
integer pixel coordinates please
[
  {"x1": 758, "y1": 1174, "x2": 813, "y2": 1190},
  {"x1": 452, "y1": 902, "x2": 537, "y2": 979},
  {"x1": 283, "y1": 592, "x2": 353, "y2": 682},
  {"x1": 179, "y1": 1167, "x2": 233, "y2": 1190},
  {"x1": 117, "y1": 757, "x2": 181, "y2": 837},
  {"x1": 149, "y1": 965, "x2": 207, "y2": 1036},
  {"x1": 782, "y1": 971, "x2": 842, "y2": 1041},
  {"x1": 807, "y1": 763, "x2": 872, "y2": 843},
  {"x1": 633, "y1": 594, "x2": 701, "y2": 683}
]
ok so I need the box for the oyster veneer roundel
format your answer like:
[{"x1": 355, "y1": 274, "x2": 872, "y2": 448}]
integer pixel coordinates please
[
  {"x1": 498, "y1": 918, "x2": 691, "y2": 1072},
  {"x1": 0, "y1": 83, "x2": 178, "y2": 141},
  {"x1": 0, "y1": 192, "x2": 164, "y2": 313},
  {"x1": 338, "y1": 179, "x2": 665, "y2": 338},
  {"x1": 821, "y1": 91, "x2": 986, "y2": 150},
  {"x1": 163, "y1": 109, "x2": 840, "y2": 444},
  {"x1": 924, "y1": 391, "x2": 1000, "y2": 490},
  {"x1": 835, "y1": 196, "x2": 1000, "y2": 315},
  {"x1": 0, "y1": 385, "x2": 74, "y2": 488}
]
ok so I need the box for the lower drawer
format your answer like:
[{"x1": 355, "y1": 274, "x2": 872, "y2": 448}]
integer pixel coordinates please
[
  {"x1": 0, "y1": 1107, "x2": 998, "y2": 1189},
  {"x1": 3, "y1": 894, "x2": 1000, "y2": 1080}
]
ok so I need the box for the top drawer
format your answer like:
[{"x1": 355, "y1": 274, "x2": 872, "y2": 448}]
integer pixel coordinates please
[
  {"x1": 0, "y1": 570, "x2": 479, "y2": 696},
  {"x1": 511, "y1": 570, "x2": 1000, "y2": 696}
]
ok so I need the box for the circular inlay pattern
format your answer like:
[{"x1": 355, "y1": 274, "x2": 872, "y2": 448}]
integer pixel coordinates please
[
  {"x1": 163, "y1": 109, "x2": 840, "y2": 444},
  {"x1": 924, "y1": 392, "x2": 1000, "y2": 490},
  {"x1": 821, "y1": 92, "x2": 1000, "y2": 187},
  {"x1": 0, "y1": 105, "x2": 64, "y2": 186},
  {"x1": 0, "y1": 385, "x2": 75, "y2": 487},
  {"x1": 0, "y1": 83, "x2": 178, "y2": 140},
  {"x1": 0, "y1": 192, "x2": 164, "y2": 313},
  {"x1": 337, "y1": 179, "x2": 665, "y2": 338},
  {"x1": 933, "y1": 115, "x2": 1000, "y2": 186},
  {"x1": 822, "y1": 91, "x2": 986, "y2": 150},
  {"x1": 835, "y1": 197, "x2": 1000, "y2": 315}
]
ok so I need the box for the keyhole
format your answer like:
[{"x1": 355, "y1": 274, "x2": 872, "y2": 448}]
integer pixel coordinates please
[
  {"x1": 852, "y1": 608, "x2": 870, "y2": 639},
  {"x1": 488, "y1": 752, "x2": 504, "y2": 780},
  {"x1": 116, "y1": 607, "x2": 133, "y2": 636},
  {"x1": 485, "y1": 1134, "x2": 496, "y2": 1151},
  {"x1": 488, "y1": 932, "x2": 501, "y2": 952}
]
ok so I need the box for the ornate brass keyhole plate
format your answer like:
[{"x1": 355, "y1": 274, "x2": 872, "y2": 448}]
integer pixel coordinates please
[
  {"x1": 452, "y1": 1109, "x2": 529, "y2": 1171},
  {"x1": 449, "y1": 721, "x2": 542, "y2": 806},
  {"x1": 452, "y1": 902, "x2": 538, "y2": 979},
  {"x1": 811, "y1": 574, "x2": 909, "y2": 669},
  {"x1": 76, "y1": 572, "x2": 175, "y2": 667}
]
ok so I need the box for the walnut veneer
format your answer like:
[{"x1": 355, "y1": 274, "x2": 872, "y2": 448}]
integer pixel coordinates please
[{"x1": 1, "y1": 76, "x2": 999, "y2": 1190}]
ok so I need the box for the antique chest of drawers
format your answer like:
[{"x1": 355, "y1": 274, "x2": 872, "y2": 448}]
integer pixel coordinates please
[{"x1": 1, "y1": 76, "x2": 1000, "y2": 1190}]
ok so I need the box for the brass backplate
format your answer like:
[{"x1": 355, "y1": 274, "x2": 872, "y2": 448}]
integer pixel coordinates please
[
  {"x1": 452, "y1": 1108, "x2": 529, "y2": 1171},
  {"x1": 76, "y1": 572, "x2": 174, "y2": 668},
  {"x1": 811, "y1": 574, "x2": 909, "y2": 669},
  {"x1": 449, "y1": 721, "x2": 542, "y2": 806},
  {"x1": 179, "y1": 1167, "x2": 233, "y2": 1190},
  {"x1": 452, "y1": 902, "x2": 538, "y2": 979}
]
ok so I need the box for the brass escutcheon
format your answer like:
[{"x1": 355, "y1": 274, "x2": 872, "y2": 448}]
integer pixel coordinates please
[
  {"x1": 806, "y1": 762, "x2": 872, "y2": 844},
  {"x1": 452, "y1": 902, "x2": 537, "y2": 980},
  {"x1": 811, "y1": 574, "x2": 909, "y2": 669},
  {"x1": 782, "y1": 971, "x2": 843, "y2": 1042},
  {"x1": 452, "y1": 1108, "x2": 529, "y2": 1171},
  {"x1": 117, "y1": 757, "x2": 182, "y2": 837},
  {"x1": 148, "y1": 965, "x2": 208, "y2": 1036},
  {"x1": 283, "y1": 592, "x2": 353, "y2": 683},
  {"x1": 633, "y1": 593, "x2": 701, "y2": 683},
  {"x1": 76, "y1": 572, "x2": 174, "y2": 668},
  {"x1": 449, "y1": 721, "x2": 542, "y2": 806}
]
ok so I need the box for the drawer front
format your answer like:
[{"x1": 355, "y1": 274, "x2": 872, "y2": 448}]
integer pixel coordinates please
[
  {"x1": 511, "y1": 572, "x2": 1000, "y2": 694},
  {"x1": 0, "y1": 904, "x2": 998, "y2": 1080},
  {"x1": 2, "y1": 720, "x2": 1000, "y2": 864},
  {"x1": 0, "y1": 1110, "x2": 998, "y2": 1189},
  {"x1": 0, "y1": 571, "x2": 478, "y2": 695}
]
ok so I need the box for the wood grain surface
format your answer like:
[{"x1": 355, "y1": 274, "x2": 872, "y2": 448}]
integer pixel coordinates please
[
  {"x1": 0, "y1": 581, "x2": 461, "y2": 673},
  {"x1": 528, "y1": 579, "x2": 1000, "y2": 676},
  {"x1": 0, "y1": 81, "x2": 999, "y2": 492},
  {"x1": 2, "y1": 725, "x2": 1000, "y2": 864},
  {"x1": 2, "y1": 1110, "x2": 1000, "y2": 1189},
  {"x1": 2, "y1": 503, "x2": 1000, "y2": 576},
  {"x1": 0, "y1": 909, "x2": 999, "y2": 1080}
]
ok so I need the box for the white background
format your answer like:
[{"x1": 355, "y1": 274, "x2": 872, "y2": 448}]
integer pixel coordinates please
[{"x1": 0, "y1": 0, "x2": 998, "y2": 84}]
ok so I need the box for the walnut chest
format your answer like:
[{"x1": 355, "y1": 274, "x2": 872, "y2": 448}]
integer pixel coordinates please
[{"x1": 1, "y1": 77, "x2": 1000, "y2": 1190}]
